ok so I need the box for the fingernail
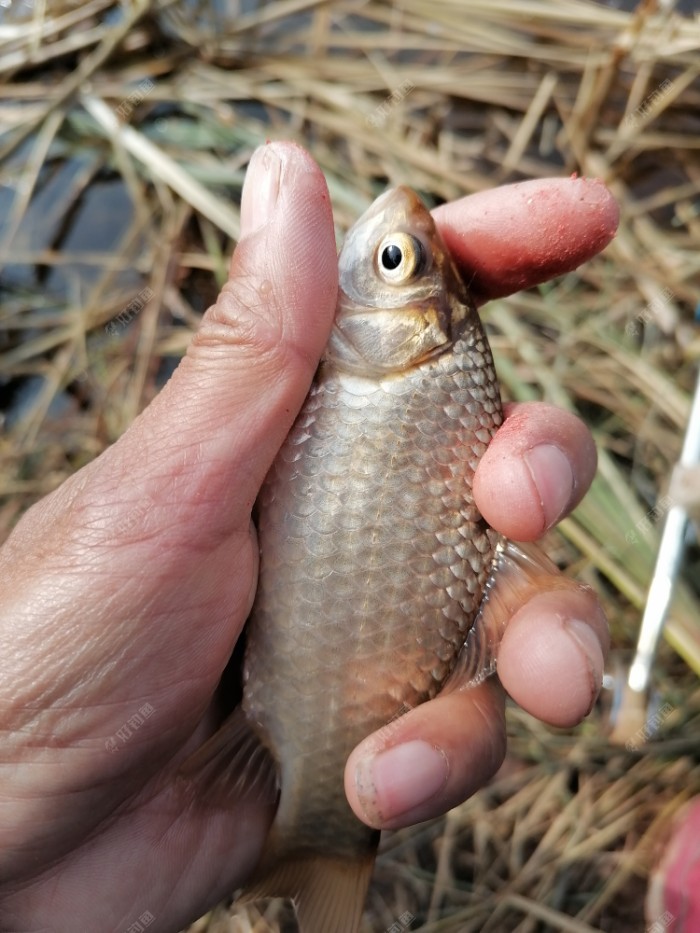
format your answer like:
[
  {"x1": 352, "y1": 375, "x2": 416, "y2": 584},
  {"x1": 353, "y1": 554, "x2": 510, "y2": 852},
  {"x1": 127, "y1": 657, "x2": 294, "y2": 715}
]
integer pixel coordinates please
[
  {"x1": 524, "y1": 444, "x2": 574, "y2": 529},
  {"x1": 240, "y1": 144, "x2": 282, "y2": 238},
  {"x1": 355, "y1": 740, "x2": 448, "y2": 826},
  {"x1": 565, "y1": 617, "x2": 605, "y2": 711}
]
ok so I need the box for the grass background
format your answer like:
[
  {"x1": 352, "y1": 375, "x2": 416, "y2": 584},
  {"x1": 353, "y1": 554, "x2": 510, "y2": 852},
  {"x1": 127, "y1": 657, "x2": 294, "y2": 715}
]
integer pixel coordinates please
[{"x1": 0, "y1": 1, "x2": 699, "y2": 930}]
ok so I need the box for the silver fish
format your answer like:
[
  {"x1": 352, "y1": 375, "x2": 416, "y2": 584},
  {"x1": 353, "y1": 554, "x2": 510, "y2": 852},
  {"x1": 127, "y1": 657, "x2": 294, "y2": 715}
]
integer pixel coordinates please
[{"x1": 187, "y1": 186, "x2": 575, "y2": 932}]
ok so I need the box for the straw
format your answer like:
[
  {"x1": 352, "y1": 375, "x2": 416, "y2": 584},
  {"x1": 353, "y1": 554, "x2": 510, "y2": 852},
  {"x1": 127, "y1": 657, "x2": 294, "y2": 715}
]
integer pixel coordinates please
[{"x1": 1, "y1": 2, "x2": 698, "y2": 930}]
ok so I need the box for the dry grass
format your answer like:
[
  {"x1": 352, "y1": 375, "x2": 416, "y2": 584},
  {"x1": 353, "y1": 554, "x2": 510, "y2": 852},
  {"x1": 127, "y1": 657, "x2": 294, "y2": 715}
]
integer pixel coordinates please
[{"x1": 1, "y1": 1, "x2": 699, "y2": 930}]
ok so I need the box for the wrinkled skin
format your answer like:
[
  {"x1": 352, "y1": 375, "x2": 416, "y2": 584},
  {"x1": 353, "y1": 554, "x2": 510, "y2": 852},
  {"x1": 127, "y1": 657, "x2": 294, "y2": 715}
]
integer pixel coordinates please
[{"x1": 0, "y1": 142, "x2": 613, "y2": 932}]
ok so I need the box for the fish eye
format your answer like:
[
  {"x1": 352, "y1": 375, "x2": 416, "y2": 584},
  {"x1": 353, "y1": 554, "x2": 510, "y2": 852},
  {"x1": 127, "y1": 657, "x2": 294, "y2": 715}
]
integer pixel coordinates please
[{"x1": 377, "y1": 233, "x2": 425, "y2": 284}]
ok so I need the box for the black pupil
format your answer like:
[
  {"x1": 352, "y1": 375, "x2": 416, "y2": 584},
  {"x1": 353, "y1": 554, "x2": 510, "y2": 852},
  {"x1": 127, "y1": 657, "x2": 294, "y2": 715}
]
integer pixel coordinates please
[{"x1": 381, "y1": 244, "x2": 403, "y2": 270}]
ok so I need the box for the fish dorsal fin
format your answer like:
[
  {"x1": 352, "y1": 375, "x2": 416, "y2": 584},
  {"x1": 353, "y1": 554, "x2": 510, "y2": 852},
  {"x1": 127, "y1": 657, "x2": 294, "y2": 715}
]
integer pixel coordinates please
[
  {"x1": 178, "y1": 707, "x2": 279, "y2": 807},
  {"x1": 445, "y1": 539, "x2": 596, "y2": 688},
  {"x1": 242, "y1": 851, "x2": 377, "y2": 933}
]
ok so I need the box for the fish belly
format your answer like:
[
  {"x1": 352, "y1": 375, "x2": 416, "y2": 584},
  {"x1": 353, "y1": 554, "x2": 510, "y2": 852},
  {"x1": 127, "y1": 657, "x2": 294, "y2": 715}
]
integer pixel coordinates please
[{"x1": 243, "y1": 330, "x2": 502, "y2": 858}]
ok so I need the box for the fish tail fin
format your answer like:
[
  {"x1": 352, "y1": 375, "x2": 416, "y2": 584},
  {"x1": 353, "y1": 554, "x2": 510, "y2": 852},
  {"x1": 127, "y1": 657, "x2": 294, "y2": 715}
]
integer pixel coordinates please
[
  {"x1": 446, "y1": 539, "x2": 598, "y2": 688},
  {"x1": 177, "y1": 707, "x2": 279, "y2": 808},
  {"x1": 242, "y1": 850, "x2": 377, "y2": 933}
]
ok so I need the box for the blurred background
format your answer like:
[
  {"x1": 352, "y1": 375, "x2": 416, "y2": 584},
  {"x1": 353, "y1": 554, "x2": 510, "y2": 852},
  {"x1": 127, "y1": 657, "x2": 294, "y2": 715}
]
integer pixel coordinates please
[{"x1": 0, "y1": 1, "x2": 699, "y2": 930}]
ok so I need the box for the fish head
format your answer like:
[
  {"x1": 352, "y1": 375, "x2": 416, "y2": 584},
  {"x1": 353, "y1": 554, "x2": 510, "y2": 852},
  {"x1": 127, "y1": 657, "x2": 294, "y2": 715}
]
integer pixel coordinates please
[{"x1": 327, "y1": 186, "x2": 477, "y2": 375}]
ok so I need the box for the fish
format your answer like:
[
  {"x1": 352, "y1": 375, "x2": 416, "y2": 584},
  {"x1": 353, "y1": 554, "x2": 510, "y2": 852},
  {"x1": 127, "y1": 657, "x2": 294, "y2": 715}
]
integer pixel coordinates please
[{"x1": 184, "y1": 185, "x2": 588, "y2": 932}]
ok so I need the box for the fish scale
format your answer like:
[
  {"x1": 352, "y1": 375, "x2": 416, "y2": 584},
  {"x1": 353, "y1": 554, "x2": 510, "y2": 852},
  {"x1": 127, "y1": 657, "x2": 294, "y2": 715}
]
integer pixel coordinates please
[
  {"x1": 189, "y1": 185, "x2": 519, "y2": 932},
  {"x1": 243, "y1": 324, "x2": 502, "y2": 853}
]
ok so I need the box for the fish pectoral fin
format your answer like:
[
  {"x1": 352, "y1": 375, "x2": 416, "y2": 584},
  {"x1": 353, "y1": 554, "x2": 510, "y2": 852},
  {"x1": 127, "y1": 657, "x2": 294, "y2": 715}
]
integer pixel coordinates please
[
  {"x1": 242, "y1": 851, "x2": 377, "y2": 933},
  {"x1": 445, "y1": 539, "x2": 595, "y2": 688},
  {"x1": 177, "y1": 707, "x2": 279, "y2": 808}
]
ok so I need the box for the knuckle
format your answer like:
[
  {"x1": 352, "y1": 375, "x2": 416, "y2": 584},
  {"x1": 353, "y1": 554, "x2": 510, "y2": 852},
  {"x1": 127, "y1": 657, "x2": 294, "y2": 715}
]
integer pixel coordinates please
[{"x1": 199, "y1": 273, "x2": 282, "y2": 356}]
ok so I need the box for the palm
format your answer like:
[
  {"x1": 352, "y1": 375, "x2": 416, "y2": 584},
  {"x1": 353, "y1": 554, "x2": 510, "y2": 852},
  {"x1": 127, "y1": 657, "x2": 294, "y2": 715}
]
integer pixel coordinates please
[{"x1": 0, "y1": 453, "x2": 272, "y2": 927}]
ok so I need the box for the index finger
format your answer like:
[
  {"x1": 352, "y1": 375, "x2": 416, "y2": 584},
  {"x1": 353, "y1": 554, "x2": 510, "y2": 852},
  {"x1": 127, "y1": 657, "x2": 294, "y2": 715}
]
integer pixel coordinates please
[{"x1": 433, "y1": 177, "x2": 619, "y2": 306}]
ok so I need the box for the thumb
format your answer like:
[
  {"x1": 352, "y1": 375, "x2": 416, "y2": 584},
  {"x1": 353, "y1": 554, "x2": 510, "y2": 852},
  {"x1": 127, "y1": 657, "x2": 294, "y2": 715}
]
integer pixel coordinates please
[
  {"x1": 0, "y1": 143, "x2": 337, "y2": 784},
  {"x1": 100, "y1": 142, "x2": 338, "y2": 545}
]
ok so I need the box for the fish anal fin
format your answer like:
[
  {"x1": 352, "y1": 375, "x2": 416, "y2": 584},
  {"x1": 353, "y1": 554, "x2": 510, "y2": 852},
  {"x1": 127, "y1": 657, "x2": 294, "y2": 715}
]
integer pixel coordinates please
[
  {"x1": 447, "y1": 539, "x2": 596, "y2": 687},
  {"x1": 242, "y1": 851, "x2": 377, "y2": 933},
  {"x1": 177, "y1": 707, "x2": 279, "y2": 808}
]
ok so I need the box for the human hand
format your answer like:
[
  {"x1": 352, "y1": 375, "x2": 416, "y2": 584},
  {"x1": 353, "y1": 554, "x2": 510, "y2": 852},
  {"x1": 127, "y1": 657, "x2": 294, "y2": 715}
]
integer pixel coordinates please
[{"x1": 0, "y1": 142, "x2": 614, "y2": 931}]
